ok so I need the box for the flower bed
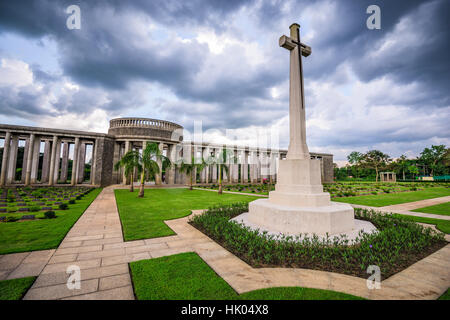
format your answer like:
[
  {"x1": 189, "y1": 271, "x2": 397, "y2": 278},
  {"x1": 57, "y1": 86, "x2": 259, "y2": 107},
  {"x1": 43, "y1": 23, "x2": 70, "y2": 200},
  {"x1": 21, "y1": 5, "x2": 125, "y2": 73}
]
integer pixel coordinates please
[{"x1": 190, "y1": 203, "x2": 447, "y2": 279}]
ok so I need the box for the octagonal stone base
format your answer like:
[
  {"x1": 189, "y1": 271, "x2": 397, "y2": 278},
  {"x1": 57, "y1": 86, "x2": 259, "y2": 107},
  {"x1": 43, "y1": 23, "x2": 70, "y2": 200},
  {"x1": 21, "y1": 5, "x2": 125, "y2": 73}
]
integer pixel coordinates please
[{"x1": 245, "y1": 198, "x2": 356, "y2": 236}]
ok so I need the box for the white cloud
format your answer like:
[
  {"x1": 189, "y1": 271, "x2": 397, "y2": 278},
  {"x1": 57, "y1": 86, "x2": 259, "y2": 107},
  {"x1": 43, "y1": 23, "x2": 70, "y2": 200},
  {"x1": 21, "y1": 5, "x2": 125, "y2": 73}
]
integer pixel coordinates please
[{"x1": 0, "y1": 58, "x2": 33, "y2": 87}]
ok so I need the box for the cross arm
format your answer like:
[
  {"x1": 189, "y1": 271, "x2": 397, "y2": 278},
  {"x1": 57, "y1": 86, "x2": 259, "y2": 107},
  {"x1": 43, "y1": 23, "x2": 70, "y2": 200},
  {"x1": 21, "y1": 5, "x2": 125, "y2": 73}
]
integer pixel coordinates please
[{"x1": 279, "y1": 35, "x2": 311, "y2": 57}]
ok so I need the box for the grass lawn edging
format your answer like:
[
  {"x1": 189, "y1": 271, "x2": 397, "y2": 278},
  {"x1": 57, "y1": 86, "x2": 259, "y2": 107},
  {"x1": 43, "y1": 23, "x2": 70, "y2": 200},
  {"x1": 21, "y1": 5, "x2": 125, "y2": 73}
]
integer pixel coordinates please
[
  {"x1": 333, "y1": 187, "x2": 450, "y2": 207},
  {"x1": 130, "y1": 252, "x2": 364, "y2": 300},
  {"x1": 190, "y1": 203, "x2": 447, "y2": 279},
  {"x1": 412, "y1": 202, "x2": 450, "y2": 216},
  {"x1": 0, "y1": 276, "x2": 36, "y2": 300},
  {"x1": 393, "y1": 214, "x2": 450, "y2": 234},
  {"x1": 114, "y1": 188, "x2": 259, "y2": 241}
]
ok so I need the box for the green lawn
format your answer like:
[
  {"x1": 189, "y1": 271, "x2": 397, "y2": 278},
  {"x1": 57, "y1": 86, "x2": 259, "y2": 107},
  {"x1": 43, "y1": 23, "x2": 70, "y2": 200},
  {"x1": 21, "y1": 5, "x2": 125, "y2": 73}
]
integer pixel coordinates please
[
  {"x1": 439, "y1": 288, "x2": 450, "y2": 300},
  {"x1": 0, "y1": 276, "x2": 36, "y2": 300},
  {"x1": 393, "y1": 214, "x2": 450, "y2": 234},
  {"x1": 333, "y1": 187, "x2": 450, "y2": 207},
  {"x1": 0, "y1": 188, "x2": 102, "y2": 255},
  {"x1": 114, "y1": 188, "x2": 259, "y2": 241},
  {"x1": 130, "y1": 252, "x2": 364, "y2": 300},
  {"x1": 412, "y1": 202, "x2": 450, "y2": 216}
]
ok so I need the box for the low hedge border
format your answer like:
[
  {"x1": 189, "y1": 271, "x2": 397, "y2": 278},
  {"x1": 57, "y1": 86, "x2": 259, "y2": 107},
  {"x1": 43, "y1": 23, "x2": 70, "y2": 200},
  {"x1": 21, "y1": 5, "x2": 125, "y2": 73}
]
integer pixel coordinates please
[{"x1": 189, "y1": 203, "x2": 447, "y2": 279}]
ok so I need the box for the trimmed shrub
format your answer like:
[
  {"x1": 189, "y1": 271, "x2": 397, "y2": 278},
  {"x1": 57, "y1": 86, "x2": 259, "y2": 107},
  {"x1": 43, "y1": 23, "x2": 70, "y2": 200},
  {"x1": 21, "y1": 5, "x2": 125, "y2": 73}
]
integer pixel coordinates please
[
  {"x1": 29, "y1": 206, "x2": 41, "y2": 212},
  {"x1": 58, "y1": 203, "x2": 68, "y2": 210},
  {"x1": 44, "y1": 211, "x2": 56, "y2": 219}
]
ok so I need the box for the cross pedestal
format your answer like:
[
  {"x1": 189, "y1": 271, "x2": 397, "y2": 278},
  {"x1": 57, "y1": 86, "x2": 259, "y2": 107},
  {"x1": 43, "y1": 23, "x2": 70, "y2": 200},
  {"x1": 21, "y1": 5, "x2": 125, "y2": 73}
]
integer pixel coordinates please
[{"x1": 234, "y1": 24, "x2": 375, "y2": 239}]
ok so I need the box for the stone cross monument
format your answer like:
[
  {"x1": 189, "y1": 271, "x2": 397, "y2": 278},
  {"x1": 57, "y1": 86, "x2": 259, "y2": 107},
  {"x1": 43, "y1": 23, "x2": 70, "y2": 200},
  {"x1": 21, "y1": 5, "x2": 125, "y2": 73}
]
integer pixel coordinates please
[
  {"x1": 233, "y1": 23, "x2": 374, "y2": 238},
  {"x1": 279, "y1": 23, "x2": 311, "y2": 160}
]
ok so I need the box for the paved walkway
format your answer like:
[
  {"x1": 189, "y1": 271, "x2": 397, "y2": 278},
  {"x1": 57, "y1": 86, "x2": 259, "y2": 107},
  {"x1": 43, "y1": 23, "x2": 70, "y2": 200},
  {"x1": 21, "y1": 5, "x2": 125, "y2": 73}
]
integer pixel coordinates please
[{"x1": 0, "y1": 187, "x2": 449, "y2": 300}]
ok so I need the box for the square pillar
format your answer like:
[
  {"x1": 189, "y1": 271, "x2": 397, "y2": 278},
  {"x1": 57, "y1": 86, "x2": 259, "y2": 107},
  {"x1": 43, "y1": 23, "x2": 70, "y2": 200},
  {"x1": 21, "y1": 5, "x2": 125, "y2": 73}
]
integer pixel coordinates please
[
  {"x1": 71, "y1": 137, "x2": 80, "y2": 186},
  {"x1": 6, "y1": 135, "x2": 19, "y2": 184},
  {"x1": 24, "y1": 134, "x2": 35, "y2": 185},
  {"x1": 0, "y1": 132, "x2": 11, "y2": 186},
  {"x1": 155, "y1": 142, "x2": 164, "y2": 185},
  {"x1": 77, "y1": 142, "x2": 86, "y2": 184},
  {"x1": 241, "y1": 150, "x2": 249, "y2": 183},
  {"x1": 167, "y1": 144, "x2": 177, "y2": 185},
  {"x1": 41, "y1": 140, "x2": 51, "y2": 183},
  {"x1": 48, "y1": 135, "x2": 59, "y2": 186},
  {"x1": 30, "y1": 136, "x2": 41, "y2": 184},
  {"x1": 60, "y1": 141, "x2": 70, "y2": 182},
  {"x1": 21, "y1": 138, "x2": 30, "y2": 183},
  {"x1": 52, "y1": 139, "x2": 62, "y2": 184},
  {"x1": 122, "y1": 140, "x2": 131, "y2": 185}
]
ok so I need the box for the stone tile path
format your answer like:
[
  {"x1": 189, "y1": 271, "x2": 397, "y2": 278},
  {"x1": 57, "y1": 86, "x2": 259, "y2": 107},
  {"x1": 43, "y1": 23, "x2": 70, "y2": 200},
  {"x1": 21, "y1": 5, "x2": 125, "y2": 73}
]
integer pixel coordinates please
[
  {"x1": 380, "y1": 196, "x2": 450, "y2": 212},
  {"x1": 0, "y1": 250, "x2": 55, "y2": 281},
  {"x1": 0, "y1": 187, "x2": 449, "y2": 300}
]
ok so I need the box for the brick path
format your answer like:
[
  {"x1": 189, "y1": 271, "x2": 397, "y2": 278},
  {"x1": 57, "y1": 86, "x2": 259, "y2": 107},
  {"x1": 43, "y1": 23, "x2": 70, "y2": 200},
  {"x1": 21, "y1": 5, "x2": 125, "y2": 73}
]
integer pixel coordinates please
[{"x1": 0, "y1": 187, "x2": 449, "y2": 300}]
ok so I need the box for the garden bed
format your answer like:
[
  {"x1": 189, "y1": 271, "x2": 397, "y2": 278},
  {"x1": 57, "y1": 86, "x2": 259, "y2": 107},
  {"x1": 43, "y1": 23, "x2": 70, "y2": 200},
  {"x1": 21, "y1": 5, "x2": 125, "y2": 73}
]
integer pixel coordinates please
[
  {"x1": 189, "y1": 203, "x2": 447, "y2": 279},
  {"x1": 0, "y1": 186, "x2": 95, "y2": 221}
]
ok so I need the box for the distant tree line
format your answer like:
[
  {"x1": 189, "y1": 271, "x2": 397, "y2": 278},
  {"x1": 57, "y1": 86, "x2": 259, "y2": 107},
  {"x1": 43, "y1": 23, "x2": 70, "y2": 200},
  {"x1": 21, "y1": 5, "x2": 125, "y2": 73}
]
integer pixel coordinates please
[{"x1": 334, "y1": 145, "x2": 450, "y2": 181}]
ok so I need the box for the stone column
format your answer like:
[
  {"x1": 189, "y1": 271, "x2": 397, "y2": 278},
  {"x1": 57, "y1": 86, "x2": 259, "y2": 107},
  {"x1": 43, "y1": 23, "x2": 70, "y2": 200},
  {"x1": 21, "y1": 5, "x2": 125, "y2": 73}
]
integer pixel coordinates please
[
  {"x1": 222, "y1": 148, "x2": 228, "y2": 183},
  {"x1": 167, "y1": 144, "x2": 176, "y2": 185},
  {"x1": 202, "y1": 147, "x2": 210, "y2": 183},
  {"x1": 241, "y1": 150, "x2": 249, "y2": 183},
  {"x1": 77, "y1": 142, "x2": 86, "y2": 184},
  {"x1": 71, "y1": 137, "x2": 80, "y2": 186},
  {"x1": 60, "y1": 141, "x2": 69, "y2": 182},
  {"x1": 248, "y1": 150, "x2": 256, "y2": 183},
  {"x1": 6, "y1": 135, "x2": 19, "y2": 184},
  {"x1": 52, "y1": 139, "x2": 61, "y2": 184},
  {"x1": 41, "y1": 140, "x2": 51, "y2": 183},
  {"x1": 30, "y1": 136, "x2": 40, "y2": 184},
  {"x1": 122, "y1": 140, "x2": 130, "y2": 185},
  {"x1": 211, "y1": 148, "x2": 217, "y2": 183},
  {"x1": 21, "y1": 138, "x2": 30, "y2": 183},
  {"x1": 48, "y1": 135, "x2": 58, "y2": 186},
  {"x1": 24, "y1": 134, "x2": 35, "y2": 185},
  {"x1": 0, "y1": 132, "x2": 11, "y2": 186},
  {"x1": 232, "y1": 149, "x2": 239, "y2": 183},
  {"x1": 111, "y1": 141, "x2": 121, "y2": 184},
  {"x1": 90, "y1": 140, "x2": 98, "y2": 185},
  {"x1": 155, "y1": 142, "x2": 163, "y2": 185}
]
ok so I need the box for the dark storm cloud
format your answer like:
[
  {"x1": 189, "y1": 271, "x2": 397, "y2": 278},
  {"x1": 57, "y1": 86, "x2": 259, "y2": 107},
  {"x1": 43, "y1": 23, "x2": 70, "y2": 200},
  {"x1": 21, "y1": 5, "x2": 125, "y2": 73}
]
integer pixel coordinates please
[
  {"x1": 0, "y1": 0, "x2": 448, "y2": 151},
  {"x1": 254, "y1": 0, "x2": 450, "y2": 109}
]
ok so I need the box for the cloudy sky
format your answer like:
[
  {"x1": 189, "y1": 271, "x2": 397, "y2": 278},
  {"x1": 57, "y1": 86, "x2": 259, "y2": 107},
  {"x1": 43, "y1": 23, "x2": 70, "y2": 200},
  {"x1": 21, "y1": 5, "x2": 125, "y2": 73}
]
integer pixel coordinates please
[{"x1": 0, "y1": 0, "x2": 448, "y2": 162}]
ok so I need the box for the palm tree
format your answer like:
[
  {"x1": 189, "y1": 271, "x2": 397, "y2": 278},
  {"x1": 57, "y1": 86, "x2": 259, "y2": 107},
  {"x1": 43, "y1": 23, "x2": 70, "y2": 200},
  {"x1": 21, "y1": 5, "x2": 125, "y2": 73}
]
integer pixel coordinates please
[
  {"x1": 211, "y1": 149, "x2": 233, "y2": 195},
  {"x1": 177, "y1": 155, "x2": 206, "y2": 190},
  {"x1": 138, "y1": 142, "x2": 171, "y2": 198},
  {"x1": 114, "y1": 150, "x2": 141, "y2": 192}
]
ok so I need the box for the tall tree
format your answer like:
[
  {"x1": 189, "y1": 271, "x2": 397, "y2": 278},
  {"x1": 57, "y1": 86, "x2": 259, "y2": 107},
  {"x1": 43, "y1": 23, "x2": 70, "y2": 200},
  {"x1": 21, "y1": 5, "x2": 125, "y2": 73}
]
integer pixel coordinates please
[
  {"x1": 138, "y1": 142, "x2": 170, "y2": 198},
  {"x1": 209, "y1": 149, "x2": 232, "y2": 195},
  {"x1": 419, "y1": 145, "x2": 447, "y2": 176},
  {"x1": 395, "y1": 155, "x2": 409, "y2": 180},
  {"x1": 347, "y1": 151, "x2": 363, "y2": 178},
  {"x1": 177, "y1": 156, "x2": 206, "y2": 190},
  {"x1": 347, "y1": 151, "x2": 363, "y2": 165},
  {"x1": 361, "y1": 150, "x2": 391, "y2": 182},
  {"x1": 114, "y1": 150, "x2": 141, "y2": 192},
  {"x1": 408, "y1": 165, "x2": 419, "y2": 180}
]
